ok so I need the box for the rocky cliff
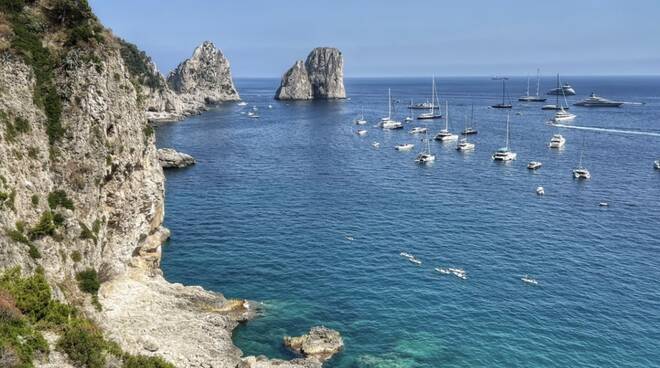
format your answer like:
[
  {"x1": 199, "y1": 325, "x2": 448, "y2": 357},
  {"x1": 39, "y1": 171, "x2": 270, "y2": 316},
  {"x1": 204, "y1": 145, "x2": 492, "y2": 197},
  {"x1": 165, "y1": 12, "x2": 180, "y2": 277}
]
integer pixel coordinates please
[
  {"x1": 167, "y1": 41, "x2": 240, "y2": 107},
  {"x1": 0, "y1": 2, "x2": 338, "y2": 368},
  {"x1": 275, "y1": 47, "x2": 346, "y2": 100}
]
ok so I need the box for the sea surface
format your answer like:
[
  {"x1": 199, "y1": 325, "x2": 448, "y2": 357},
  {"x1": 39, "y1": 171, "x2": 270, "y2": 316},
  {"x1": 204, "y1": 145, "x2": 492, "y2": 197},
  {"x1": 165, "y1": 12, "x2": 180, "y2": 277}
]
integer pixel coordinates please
[{"x1": 157, "y1": 77, "x2": 660, "y2": 368}]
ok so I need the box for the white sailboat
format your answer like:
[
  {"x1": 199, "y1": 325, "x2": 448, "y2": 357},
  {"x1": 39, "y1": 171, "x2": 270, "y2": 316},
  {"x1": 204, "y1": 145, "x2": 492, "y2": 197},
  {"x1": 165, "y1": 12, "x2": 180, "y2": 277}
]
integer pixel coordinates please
[
  {"x1": 548, "y1": 75, "x2": 576, "y2": 123},
  {"x1": 381, "y1": 88, "x2": 403, "y2": 130},
  {"x1": 492, "y1": 114, "x2": 517, "y2": 161},
  {"x1": 354, "y1": 108, "x2": 367, "y2": 125},
  {"x1": 462, "y1": 104, "x2": 478, "y2": 135},
  {"x1": 518, "y1": 69, "x2": 547, "y2": 102},
  {"x1": 415, "y1": 129, "x2": 436, "y2": 164},
  {"x1": 434, "y1": 101, "x2": 458, "y2": 142},
  {"x1": 456, "y1": 114, "x2": 475, "y2": 151},
  {"x1": 573, "y1": 138, "x2": 591, "y2": 179},
  {"x1": 417, "y1": 76, "x2": 442, "y2": 120}
]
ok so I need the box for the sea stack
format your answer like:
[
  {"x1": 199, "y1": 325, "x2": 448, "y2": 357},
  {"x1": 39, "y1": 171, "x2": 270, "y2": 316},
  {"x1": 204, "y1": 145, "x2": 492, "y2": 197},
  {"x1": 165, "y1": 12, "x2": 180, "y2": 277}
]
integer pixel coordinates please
[
  {"x1": 167, "y1": 41, "x2": 240, "y2": 105},
  {"x1": 275, "y1": 47, "x2": 346, "y2": 100}
]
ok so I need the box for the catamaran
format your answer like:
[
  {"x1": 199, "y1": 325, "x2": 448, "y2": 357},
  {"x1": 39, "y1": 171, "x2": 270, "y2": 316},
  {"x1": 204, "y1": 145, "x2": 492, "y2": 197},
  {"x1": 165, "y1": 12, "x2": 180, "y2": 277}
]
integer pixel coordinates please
[
  {"x1": 415, "y1": 129, "x2": 436, "y2": 164},
  {"x1": 573, "y1": 138, "x2": 591, "y2": 179},
  {"x1": 492, "y1": 114, "x2": 517, "y2": 161},
  {"x1": 417, "y1": 76, "x2": 442, "y2": 120},
  {"x1": 434, "y1": 101, "x2": 458, "y2": 142},
  {"x1": 518, "y1": 69, "x2": 547, "y2": 102},
  {"x1": 380, "y1": 88, "x2": 403, "y2": 130},
  {"x1": 491, "y1": 77, "x2": 512, "y2": 109}
]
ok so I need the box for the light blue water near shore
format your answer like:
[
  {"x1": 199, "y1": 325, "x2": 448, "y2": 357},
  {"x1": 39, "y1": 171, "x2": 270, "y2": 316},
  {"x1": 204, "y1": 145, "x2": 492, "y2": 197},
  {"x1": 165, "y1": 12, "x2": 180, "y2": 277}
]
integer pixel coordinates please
[{"x1": 158, "y1": 77, "x2": 660, "y2": 368}]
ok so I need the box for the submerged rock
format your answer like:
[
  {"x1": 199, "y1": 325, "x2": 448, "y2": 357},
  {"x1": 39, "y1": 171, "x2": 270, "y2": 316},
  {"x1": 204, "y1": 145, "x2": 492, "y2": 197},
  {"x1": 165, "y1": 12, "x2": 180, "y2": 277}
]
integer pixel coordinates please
[
  {"x1": 157, "y1": 148, "x2": 196, "y2": 169},
  {"x1": 167, "y1": 41, "x2": 240, "y2": 106},
  {"x1": 275, "y1": 47, "x2": 345, "y2": 100},
  {"x1": 283, "y1": 326, "x2": 344, "y2": 362}
]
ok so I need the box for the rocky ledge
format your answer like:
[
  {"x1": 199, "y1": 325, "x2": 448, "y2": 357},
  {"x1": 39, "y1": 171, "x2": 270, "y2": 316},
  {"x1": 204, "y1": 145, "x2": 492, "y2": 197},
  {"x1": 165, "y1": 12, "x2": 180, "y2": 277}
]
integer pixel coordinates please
[
  {"x1": 157, "y1": 148, "x2": 196, "y2": 169},
  {"x1": 275, "y1": 47, "x2": 346, "y2": 100},
  {"x1": 283, "y1": 327, "x2": 344, "y2": 363}
]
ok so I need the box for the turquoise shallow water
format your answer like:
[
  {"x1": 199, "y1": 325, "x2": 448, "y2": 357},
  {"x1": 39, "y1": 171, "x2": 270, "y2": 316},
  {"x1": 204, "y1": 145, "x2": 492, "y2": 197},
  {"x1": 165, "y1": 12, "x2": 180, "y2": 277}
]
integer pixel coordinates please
[{"x1": 158, "y1": 77, "x2": 660, "y2": 368}]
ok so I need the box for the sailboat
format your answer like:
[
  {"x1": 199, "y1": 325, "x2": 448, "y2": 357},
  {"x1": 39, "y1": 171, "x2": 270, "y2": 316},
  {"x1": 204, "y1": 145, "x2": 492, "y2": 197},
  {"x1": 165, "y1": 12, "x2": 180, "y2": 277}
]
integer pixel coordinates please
[
  {"x1": 405, "y1": 100, "x2": 414, "y2": 121},
  {"x1": 572, "y1": 138, "x2": 591, "y2": 179},
  {"x1": 354, "y1": 108, "x2": 367, "y2": 125},
  {"x1": 462, "y1": 104, "x2": 478, "y2": 135},
  {"x1": 518, "y1": 69, "x2": 547, "y2": 102},
  {"x1": 491, "y1": 77, "x2": 512, "y2": 109},
  {"x1": 380, "y1": 88, "x2": 403, "y2": 130},
  {"x1": 417, "y1": 76, "x2": 442, "y2": 120},
  {"x1": 434, "y1": 101, "x2": 458, "y2": 142},
  {"x1": 456, "y1": 114, "x2": 475, "y2": 151},
  {"x1": 415, "y1": 129, "x2": 436, "y2": 164},
  {"x1": 492, "y1": 114, "x2": 517, "y2": 161},
  {"x1": 549, "y1": 75, "x2": 576, "y2": 123}
]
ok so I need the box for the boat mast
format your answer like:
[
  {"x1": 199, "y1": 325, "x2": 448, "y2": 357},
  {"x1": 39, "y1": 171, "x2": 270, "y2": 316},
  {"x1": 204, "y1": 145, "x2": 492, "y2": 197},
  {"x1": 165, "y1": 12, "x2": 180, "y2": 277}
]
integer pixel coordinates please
[
  {"x1": 505, "y1": 114, "x2": 510, "y2": 149},
  {"x1": 555, "y1": 74, "x2": 560, "y2": 108},
  {"x1": 445, "y1": 100, "x2": 449, "y2": 130},
  {"x1": 536, "y1": 68, "x2": 541, "y2": 97},
  {"x1": 388, "y1": 88, "x2": 392, "y2": 119},
  {"x1": 502, "y1": 78, "x2": 506, "y2": 104},
  {"x1": 471, "y1": 103, "x2": 475, "y2": 128},
  {"x1": 526, "y1": 76, "x2": 530, "y2": 97},
  {"x1": 431, "y1": 75, "x2": 435, "y2": 115}
]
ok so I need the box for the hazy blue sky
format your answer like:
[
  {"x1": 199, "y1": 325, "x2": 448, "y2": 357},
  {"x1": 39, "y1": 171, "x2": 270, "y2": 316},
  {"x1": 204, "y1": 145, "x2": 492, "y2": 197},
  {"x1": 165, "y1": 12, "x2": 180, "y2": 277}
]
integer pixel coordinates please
[{"x1": 89, "y1": 0, "x2": 660, "y2": 77}]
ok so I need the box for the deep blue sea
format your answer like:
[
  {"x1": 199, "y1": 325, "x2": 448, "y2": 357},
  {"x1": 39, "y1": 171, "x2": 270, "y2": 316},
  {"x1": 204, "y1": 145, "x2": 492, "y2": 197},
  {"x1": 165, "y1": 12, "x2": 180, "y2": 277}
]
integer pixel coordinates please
[{"x1": 157, "y1": 77, "x2": 660, "y2": 368}]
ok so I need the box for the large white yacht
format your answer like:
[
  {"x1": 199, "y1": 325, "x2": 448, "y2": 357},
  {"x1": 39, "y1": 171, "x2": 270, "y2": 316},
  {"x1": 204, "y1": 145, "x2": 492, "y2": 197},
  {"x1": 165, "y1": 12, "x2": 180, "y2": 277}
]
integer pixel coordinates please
[
  {"x1": 547, "y1": 83, "x2": 576, "y2": 96},
  {"x1": 551, "y1": 108, "x2": 576, "y2": 123},
  {"x1": 492, "y1": 114, "x2": 517, "y2": 161},
  {"x1": 548, "y1": 134, "x2": 566, "y2": 148},
  {"x1": 574, "y1": 92, "x2": 624, "y2": 107},
  {"x1": 434, "y1": 101, "x2": 458, "y2": 142}
]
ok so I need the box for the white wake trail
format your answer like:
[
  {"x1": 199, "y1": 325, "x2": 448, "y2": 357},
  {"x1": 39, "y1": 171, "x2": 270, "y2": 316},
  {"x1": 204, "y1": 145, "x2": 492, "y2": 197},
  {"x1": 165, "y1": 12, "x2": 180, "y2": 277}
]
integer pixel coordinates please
[{"x1": 552, "y1": 124, "x2": 660, "y2": 137}]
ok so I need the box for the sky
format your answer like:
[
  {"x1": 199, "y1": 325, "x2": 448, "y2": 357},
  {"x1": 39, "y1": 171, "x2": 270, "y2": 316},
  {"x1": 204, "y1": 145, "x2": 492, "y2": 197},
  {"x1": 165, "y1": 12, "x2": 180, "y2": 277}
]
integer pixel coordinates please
[{"x1": 89, "y1": 0, "x2": 660, "y2": 78}]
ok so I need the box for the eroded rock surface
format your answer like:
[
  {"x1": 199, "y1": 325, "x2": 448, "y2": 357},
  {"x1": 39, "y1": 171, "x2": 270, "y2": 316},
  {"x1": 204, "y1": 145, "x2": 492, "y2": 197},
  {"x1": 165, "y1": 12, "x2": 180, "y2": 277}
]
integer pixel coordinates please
[
  {"x1": 157, "y1": 148, "x2": 196, "y2": 169},
  {"x1": 283, "y1": 327, "x2": 344, "y2": 363},
  {"x1": 275, "y1": 48, "x2": 345, "y2": 100}
]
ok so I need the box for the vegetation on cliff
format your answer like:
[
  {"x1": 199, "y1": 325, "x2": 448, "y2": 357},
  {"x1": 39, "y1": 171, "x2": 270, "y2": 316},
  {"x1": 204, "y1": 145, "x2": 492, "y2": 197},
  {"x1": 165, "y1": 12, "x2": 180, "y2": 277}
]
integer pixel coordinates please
[{"x1": 0, "y1": 268, "x2": 174, "y2": 368}]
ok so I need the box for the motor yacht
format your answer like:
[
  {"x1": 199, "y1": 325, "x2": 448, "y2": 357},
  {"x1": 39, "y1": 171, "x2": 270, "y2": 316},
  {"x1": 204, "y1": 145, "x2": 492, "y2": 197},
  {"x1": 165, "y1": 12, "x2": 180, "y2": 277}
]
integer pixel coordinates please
[
  {"x1": 410, "y1": 127, "x2": 427, "y2": 134},
  {"x1": 548, "y1": 134, "x2": 566, "y2": 148},
  {"x1": 395, "y1": 143, "x2": 414, "y2": 151},
  {"x1": 655, "y1": 160, "x2": 660, "y2": 169},
  {"x1": 551, "y1": 108, "x2": 576, "y2": 123},
  {"x1": 528, "y1": 161, "x2": 542, "y2": 170},
  {"x1": 547, "y1": 83, "x2": 576, "y2": 96},
  {"x1": 574, "y1": 92, "x2": 624, "y2": 107},
  {"x1": 356, "y1": 129, "x2": 368, "y2": 136}
]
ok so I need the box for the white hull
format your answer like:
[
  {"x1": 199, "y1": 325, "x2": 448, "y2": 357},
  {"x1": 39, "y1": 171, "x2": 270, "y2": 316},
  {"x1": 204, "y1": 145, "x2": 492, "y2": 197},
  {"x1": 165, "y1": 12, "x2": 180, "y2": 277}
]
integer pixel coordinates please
[{"x1": 395, "y1": 144, "x2": 414, "y2": 151}]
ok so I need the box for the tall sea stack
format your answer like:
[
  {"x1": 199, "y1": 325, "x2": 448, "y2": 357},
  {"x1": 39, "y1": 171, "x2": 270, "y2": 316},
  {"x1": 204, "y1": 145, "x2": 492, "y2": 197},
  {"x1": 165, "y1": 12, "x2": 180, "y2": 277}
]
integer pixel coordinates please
[{"x1": 275, "y1": 47, "x2": 346, "y2": 100}]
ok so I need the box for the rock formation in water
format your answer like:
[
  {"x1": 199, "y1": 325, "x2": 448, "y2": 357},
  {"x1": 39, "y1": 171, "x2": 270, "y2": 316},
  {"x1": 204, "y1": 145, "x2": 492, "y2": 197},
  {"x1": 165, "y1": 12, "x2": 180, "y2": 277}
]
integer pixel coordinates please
[
  {"x1": 283, "y1": 327, "x2": 344, "y2": 363},
  {"x1": 0, "y1": 2, "x2": 338, "y2": 367},
  {"x1": 275, "y1": 47, "x2": 346, "y2": 100},
  {"x1": 167, "y1": 41, "x2": 240, "y2": 107},
  {"x1": 157, "y1": 148, "x2": 196, "y2": 168}
]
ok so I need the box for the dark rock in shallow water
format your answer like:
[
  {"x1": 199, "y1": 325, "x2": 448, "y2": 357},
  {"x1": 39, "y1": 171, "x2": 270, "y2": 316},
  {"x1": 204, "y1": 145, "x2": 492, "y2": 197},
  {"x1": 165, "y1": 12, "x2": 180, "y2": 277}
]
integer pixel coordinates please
[
  {"x1": 283, "y1": 326, "x2": 344, "y2": 363},
  {"x1": 157, "y1": 148, "x2": 196, "y2": 168},
  {"x1": 275, "y1": 47, "x2": 346, "y2": 100}
]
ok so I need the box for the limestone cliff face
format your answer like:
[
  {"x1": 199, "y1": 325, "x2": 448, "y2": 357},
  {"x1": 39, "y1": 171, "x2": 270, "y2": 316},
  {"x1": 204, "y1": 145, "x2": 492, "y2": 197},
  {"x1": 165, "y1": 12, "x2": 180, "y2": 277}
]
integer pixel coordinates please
[
  {"x1": 167, "y1": 41, "x2": 240, "y2": 106},
  {"x1": 275, "y1": 47, "x2": 346, "y2": 100}
]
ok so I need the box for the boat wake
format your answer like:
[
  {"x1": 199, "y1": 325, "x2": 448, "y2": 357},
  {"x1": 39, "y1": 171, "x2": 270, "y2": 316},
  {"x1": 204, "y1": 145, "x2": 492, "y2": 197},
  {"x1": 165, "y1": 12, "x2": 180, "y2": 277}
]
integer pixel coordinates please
[{"x1": 551, "y1": 123, "x2": 660, "y2": 137}]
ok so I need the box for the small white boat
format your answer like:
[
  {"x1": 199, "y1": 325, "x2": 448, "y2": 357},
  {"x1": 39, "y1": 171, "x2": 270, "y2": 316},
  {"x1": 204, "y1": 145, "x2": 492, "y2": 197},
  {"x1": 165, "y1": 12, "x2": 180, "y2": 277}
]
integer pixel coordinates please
[
  {"x1": 345, "y1": 236, "x2": 354, "y2": 241},
  {"x1": 400, "y1": 252, "x2": 414, "y2": 259},
  {"x1": 372, "y1": 142, "x2": 380, "y2": 148},
  {"x1": 405, "y1": 116, "x2": 413, "y2": 122},
  {"x1": 268, "y1": 104, "x2": 273, "y2": 109},
  {"x1": 573, "y1": 168, "x2": 591, "y2": 180},
  {"x1": 599, "y1": 202, "x2": 609, "y2": 207},
  {"x1": 521, "y1": 275, "x2": 538, "y2": 285},
  {"x1": 380, "y1": 89, "x2": 404, "y2": 130},
  {"x1": 410, "y1": 127, "x2": 427, "y2": 134},
  {"x1": 536, "y1": 186, "x2": 545, "y2": 196},
  {"x1": 354, "y1": 109, "x2": 368, "y2": 125},
  {"x1": 456, "y1": 138, "x2": 475, "y2": 151},
  {"x1": 654, "y1": 160, "x2": 660, "y2": 169},
  {"x1": 528, "y1": 161, "x2": 542, "y2": 170},
  {"x1": 356, "y1": 129, "x2": 368, "y2": 136},
  {"x1": 237, "y1": 101, "x2": 248, "y2": 106},
  {"x1": 247, "y1": 111, "x2": 260, "y2": 118},
  {"x1": 434, "y1": 101, "x2": 458, "y2": 141},
  {"x1": 548, "y1": 134, "x2": 566, "y2": 148},
  {"x1": 448, "y1": 268, "x2": 467, "y2": 279},
  {"x1": 435, "y1": 267, "x2": 451, "y2": 275},
  {"x1": 395, "y1": 143, "x2": 414, "y2": 151},
  {"x1": 409, "y1": 258, "x2": 422, "y2": 266},
  {"x1": 492, "y1": 114, "x2": 516, "y2": 161}
]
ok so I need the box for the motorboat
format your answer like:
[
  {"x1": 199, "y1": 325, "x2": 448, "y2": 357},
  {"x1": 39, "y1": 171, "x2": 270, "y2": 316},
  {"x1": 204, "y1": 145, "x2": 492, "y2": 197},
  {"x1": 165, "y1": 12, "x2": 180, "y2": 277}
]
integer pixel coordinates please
[
  {"x1": 247, "y1": 111, "x2": 260, "y2": 118},
  {"x1": 548, "y1": 134, "x2": 566, "y2": 148},
  {"x1": 409, "y1": 258, "x2": 422, "y2": 266},
  {"x1": 434, "y1": 101, "x2": 458, "y2": 141},
  {"x1": 536, "y1": 186, "x2": 545, "y2": 195},
  {"x1": 456, "y1": 138, "x2": 475, "y2": 151},
  {"x1": 410, "y1": 127, "x2": 427, "y2": 134},
  {"x1": 518, "y1": 69, "x2": 547, "y2": 102},
  {"x1": 547, "y1": 83, "x2": 576, "y2": 96},
  {"x1": 400, "y1": 252, "x2": 414, "y2": 259},
  {"x1": 574, "y1": 92, "x2": 624, "y2": 107},
  {"x1": 491, "y1": 77, "x2": 513, "y2": 108},
  {"x1": 528, "y1": 161, "x2": 542, "y2": 170},
  {"x1": 435, "y1": 267, "x2": 451, "y2": 275},
  {"x1": 492, "y1": 114, "x2": 517, "y2": 161},
  {"x1": 237, "y1": 101, "x2": 248, "y2": 106},
  {"x1": 345, "y1": 236, "x2": 354, "y2": 241},
  {"x1": 599, "y1": 202, "x2": 609, "y2": 207},
  {"x1": 356, "y1": 129, "x2": 368, "y2": 136},
  {"x1": 655, "y1": 160, "x2": 660, "y2": 169},
  {"x1": 551, "y1": 108, "x2": 576, "y2": 123},
  {"x1": 395, "y1": 143, "x2": 414, "y2": 151},
  {"x1": 268, "y1": 104, "x2": 273, "y2": 109},
  {"x1": 521, "y1": 275, "x2": 539, "y2": 285},
  {"x1": 405, "y1": 116, "x2": 414, "y2": 122},
  {"x1": 448, "y1": 268, "x2": 467, "y2": 279},
  {"x1": 372, "y1": 142, "x2": 380, "y2": 148}
]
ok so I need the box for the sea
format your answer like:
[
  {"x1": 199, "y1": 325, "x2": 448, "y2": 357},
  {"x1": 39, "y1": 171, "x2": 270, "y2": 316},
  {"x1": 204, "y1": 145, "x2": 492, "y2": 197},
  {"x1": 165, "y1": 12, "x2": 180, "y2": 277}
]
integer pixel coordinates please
[{"x1": 157, "y1": 76, "x2": 660, "y2": 368}]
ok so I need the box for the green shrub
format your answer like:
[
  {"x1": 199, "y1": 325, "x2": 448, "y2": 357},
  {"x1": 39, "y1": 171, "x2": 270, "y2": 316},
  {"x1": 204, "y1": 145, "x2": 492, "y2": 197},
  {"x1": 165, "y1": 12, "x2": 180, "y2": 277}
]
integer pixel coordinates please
[
  {"x1": 79, "y1": 222, "x2": 96, "y2": 241},
  {"x1": 76, "y1": 269, "x2": 99, "y2": 295},
  {"x1": 0, "y1": 268, "x2": 52, "y2": 322},
  {"x1": 57, "y1": 321, "x2": 106, "y2": 368},
  {"x1": 13, "y1": 116, "x2": 30, "y2": 133},
  {"x1": 71, "y1": 250, "x2": 82, "y2": 263},
  {"x1": 31, "y1": 194, "x2": 39, "y2": 206},
  {"x1": 92, "y1": 219, "x2": 101, "y2": 234},
  {"x1": 118, "y1": 39, "x2": 164, "y2": 90},
  {"x1": 123, "y1": 354, "x2": 175, "y2": 368},
  {"x1": 48, "y1": 190, "x2": 74, "y2": 210},
  {"x1": 6, "y1": 227, "x2": 29, "y2": 245},
  {"x1": 28, "y1": 211, "x2": 56, "y2": 240},
  {"x1": 27, "y1": 146, "x2": 39, "y2": 159}
]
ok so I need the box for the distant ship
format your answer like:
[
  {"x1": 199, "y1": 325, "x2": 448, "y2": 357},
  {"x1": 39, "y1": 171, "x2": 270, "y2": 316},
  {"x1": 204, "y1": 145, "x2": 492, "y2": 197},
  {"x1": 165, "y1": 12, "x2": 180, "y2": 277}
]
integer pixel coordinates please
[
  {"x1": 547, "y1": 83, "x2": 576, "y2": 96},
  {"x1": 574, "y1": 92, "x2": 624, "y2": 107}
]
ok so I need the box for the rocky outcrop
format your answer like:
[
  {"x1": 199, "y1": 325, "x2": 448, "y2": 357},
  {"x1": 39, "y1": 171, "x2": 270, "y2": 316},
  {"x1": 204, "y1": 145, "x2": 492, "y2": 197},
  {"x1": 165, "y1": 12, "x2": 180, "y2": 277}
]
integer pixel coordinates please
[
  {"x1": 157, "y1": 148, "x2": 196, "y2": 169},
  {"x1": 283, "y1": 327, "x2": 344, "y2": 363},
  {"x1": 275, "y1": 47, "x2": 346, "y2": 100},
  {"x1": 167, "y1": 41, "x2": 240, "y2": 107}
]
